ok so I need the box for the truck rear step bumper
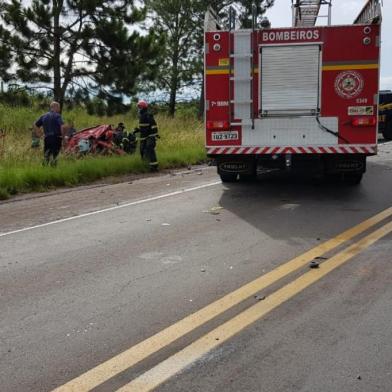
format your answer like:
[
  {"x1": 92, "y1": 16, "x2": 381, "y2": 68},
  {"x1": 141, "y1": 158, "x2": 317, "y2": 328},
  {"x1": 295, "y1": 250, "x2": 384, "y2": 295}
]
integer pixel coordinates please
[
  {"x1": 206, "y1": 145, "x2": 377, "y2": 156},
  {"x1": 215, "y1": 154, "x2": 367, "y2": 176}
]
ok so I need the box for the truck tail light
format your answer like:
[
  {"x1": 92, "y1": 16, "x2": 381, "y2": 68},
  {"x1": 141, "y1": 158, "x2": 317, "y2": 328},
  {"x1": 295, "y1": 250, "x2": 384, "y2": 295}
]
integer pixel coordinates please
[
  {"x1": 352, "y1": 116, "x2": 376, "y2": 127},
  {"x1": 206, "y1": 121, "x2": 230, "y2": 130}
]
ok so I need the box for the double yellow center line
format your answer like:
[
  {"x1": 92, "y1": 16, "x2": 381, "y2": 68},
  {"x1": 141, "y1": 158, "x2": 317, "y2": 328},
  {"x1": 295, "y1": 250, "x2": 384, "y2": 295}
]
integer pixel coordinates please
[{"x1": 53, "y1": 206, "x2": 392, "y2": 392}]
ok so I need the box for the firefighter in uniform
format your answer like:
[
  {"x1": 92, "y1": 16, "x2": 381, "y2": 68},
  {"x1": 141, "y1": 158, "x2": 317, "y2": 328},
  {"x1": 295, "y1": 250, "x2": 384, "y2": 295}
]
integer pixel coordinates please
[{"x1": 134, "y1": 100, "x2": 159, "y2": 171}]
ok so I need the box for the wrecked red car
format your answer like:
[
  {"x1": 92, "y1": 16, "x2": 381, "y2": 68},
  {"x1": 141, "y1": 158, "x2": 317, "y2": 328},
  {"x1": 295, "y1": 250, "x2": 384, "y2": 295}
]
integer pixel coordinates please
[{"x1": 64, "y1": 125, "x2": 125, "y2": 155}]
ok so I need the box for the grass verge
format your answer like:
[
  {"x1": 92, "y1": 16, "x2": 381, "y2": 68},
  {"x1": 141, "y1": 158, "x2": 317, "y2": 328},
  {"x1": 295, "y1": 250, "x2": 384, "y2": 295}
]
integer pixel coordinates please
[{"x1": 0, "y1": 104, "x2": 206, "y2": 200}]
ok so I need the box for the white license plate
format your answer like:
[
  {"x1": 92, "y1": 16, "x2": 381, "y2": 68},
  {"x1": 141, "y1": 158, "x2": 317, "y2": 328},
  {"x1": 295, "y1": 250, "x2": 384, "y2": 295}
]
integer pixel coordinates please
[{"x1": 211, "y1": 131, "x2": 239, "y2": 141}]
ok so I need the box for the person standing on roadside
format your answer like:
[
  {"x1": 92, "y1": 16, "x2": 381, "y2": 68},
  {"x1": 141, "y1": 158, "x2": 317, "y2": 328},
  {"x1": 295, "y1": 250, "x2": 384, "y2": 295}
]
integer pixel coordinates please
[
  {"x1": 133, "y1": 100, "x2": 159, "y2": 171},
  {"x1": 34, "y1": 101, "x2": 65, "y2": 166}
]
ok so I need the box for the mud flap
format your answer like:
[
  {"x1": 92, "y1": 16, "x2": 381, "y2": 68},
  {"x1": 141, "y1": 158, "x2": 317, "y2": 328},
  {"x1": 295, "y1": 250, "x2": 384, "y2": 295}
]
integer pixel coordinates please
[
  {"x1": 217, "y1": 158, "x2": 256, "y2": 176},
  {"x1": 324, "y1": 154, "x2": 366, "y2": 175}
]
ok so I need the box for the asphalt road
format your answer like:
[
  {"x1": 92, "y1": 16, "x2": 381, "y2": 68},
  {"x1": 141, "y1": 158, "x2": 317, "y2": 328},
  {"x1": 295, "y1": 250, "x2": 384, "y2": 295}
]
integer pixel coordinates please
[{"x1": 1, "y1": 143, "x2": 392, "y2": 392}]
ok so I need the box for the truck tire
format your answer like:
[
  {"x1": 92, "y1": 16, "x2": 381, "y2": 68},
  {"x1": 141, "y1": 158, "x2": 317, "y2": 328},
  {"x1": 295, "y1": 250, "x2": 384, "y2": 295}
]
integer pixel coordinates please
[
  {"x1": 219, "y1": 172, "x2": 238, "y2": 182},
  {"x1": 382, "y1": 118, "x2": 392, "y2": 141},
  {"x1": 239, "y1": 165, "x2": 257, "y2": 182},
  {"x1": 343, "y1": 173, "x2": 363, "y2": 185},
  {"x1": 239, "y1": 173, "x2": 257, "y2": 182}
]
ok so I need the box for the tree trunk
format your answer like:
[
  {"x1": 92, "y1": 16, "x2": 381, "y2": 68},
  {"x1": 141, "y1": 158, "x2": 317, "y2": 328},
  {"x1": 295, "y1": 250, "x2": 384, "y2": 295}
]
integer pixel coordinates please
[
  {"x1": 61, "y1": 50, "x2": 76, "y2": 108},
  {"x1": 53, "y1": 0, "x2": 63, "y2": 109},
  {"x1": 168, "y1": 55, "x2": 179, "y2": 117},
  {"x1": 168, "y1": 81, "x2": 177, "y2": 117}
]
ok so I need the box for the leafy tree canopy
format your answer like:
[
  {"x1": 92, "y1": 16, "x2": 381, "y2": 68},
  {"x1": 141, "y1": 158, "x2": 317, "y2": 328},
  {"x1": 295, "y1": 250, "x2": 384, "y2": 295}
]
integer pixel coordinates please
[
  {"x1": 0, "y1": 0, "x2": 165, "y2": 108},
  {"x1": 145, "y1": 0, "x2": 273, "y2": 116}
]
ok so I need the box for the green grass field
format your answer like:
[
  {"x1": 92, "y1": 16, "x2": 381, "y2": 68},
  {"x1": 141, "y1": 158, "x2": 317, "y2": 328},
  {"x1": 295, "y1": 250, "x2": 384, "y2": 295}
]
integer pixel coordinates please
[{"x1": 0, "y1": 104, "x2": 205, "y2": 199}]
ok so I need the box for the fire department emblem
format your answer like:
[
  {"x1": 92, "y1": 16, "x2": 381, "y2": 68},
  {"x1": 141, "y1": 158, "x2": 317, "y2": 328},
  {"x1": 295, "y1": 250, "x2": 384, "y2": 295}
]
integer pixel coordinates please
[{"x1": 334, "y1": 71, "x2": 364, "y2": 99}]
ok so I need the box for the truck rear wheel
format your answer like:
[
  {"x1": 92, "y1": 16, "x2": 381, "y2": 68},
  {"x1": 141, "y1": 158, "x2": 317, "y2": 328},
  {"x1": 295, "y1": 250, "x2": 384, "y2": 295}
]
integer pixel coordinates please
[
  {"x1": 239, "y1": 164, "x2": 257, "y2": 182},
  {"x1": 343, "y1": 173, "x2": 363, "y2": 185},
  {"x1": 219, "y1": 172, "x2": 238, "y2": 182},
  {"x1": 239, "y1": 173, "x2": 257, "y2": 182}
]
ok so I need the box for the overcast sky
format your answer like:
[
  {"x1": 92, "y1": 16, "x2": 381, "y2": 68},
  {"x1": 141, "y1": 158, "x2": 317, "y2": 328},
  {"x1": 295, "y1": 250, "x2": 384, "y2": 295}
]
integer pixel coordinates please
[{"x1": 266, "y1": 0, "x2": 392, "y2": 90}]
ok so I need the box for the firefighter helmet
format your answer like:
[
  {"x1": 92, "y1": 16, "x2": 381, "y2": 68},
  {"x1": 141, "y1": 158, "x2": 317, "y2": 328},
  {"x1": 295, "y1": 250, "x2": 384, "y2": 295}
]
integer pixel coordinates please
[{"x1": 137, "y1": 100, "x2": 148, "y2": 109}]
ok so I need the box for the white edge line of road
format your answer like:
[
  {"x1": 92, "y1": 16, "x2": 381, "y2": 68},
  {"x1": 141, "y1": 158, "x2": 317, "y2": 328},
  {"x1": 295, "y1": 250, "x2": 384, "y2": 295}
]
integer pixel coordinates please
[{"x1": 0, "y1": 181, "x2": 222, "y2": 239}]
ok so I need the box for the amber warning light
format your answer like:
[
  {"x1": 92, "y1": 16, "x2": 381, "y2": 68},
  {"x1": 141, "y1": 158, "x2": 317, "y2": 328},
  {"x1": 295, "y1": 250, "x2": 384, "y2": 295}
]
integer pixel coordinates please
[{"x1": 352, "y1": 117, "x2": 377, "y2": 127}]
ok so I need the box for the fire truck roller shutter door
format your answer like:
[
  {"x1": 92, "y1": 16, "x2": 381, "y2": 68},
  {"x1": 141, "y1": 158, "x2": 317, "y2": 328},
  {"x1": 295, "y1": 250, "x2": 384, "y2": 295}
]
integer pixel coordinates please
[{"x1": 261, "y1": 44, "x2": 321, "y2": 115}]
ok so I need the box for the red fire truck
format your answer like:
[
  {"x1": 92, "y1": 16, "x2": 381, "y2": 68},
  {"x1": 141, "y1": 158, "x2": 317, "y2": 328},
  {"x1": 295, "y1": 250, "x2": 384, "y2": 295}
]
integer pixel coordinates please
[{"x1": 204, "y1": 0, "x2": 382, "y2": 184}]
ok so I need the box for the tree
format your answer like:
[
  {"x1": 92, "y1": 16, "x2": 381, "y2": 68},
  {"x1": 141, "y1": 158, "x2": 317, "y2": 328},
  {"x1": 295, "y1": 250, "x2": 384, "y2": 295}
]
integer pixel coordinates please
[
  {"x1": 233, "y1": 0, "x2": 274, "y2": 28},
  {"x1": 145, "y1": 0, "x2": 235, "y2": 117},
  {"x1": 145, "y1": 0, "x2": 197, "y2": 116},
  {"x1": 0, "y1": 0, "x2": 164, "y2": 109},
  {"x1": 146, "y1": 1, "x2": 274, "y2": 117},
  {"x1": 0, "y1": 37, "x2": 11, "y2": 82}
]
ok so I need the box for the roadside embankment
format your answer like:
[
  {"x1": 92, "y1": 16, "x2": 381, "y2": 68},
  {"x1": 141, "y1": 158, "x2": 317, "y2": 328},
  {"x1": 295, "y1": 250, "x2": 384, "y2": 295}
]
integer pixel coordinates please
[{"x1": 0, "y1": 105, "x2": 205, "y2": 199}]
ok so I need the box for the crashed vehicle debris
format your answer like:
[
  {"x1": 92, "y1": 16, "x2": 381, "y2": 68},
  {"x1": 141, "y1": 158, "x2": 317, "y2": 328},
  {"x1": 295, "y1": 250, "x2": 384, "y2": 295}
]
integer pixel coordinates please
[{"x1": 64, "y1": 125, "x2": 137, "y2": 156}]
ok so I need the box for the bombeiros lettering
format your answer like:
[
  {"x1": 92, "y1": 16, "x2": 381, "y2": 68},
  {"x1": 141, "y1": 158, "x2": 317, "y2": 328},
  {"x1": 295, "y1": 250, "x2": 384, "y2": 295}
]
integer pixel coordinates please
[{"x1": 262, "y1": 29, "x2": 320, "y2": 42}]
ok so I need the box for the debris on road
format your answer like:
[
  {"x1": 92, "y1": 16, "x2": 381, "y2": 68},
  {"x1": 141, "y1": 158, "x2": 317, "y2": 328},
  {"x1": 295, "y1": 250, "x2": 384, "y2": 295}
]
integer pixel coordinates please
[
  {"x1": 161, "y1": 223, "x2": 170, "y2": 226},
  {"x1": 254, "y1": 295, "x2": 266, "y2": 301},
  {"x1": 310, "y1": 256, "x2": 327, "y2": 269},
  {"x1": 203, "y1": 206, "x2": 224, "y2": 215},
  {"x1": 161, "y1": 255, "x2": 182, "y2": 265},
  {"x1": 309, "y1": 260, "x2": 320, "y2": 269},
  {"x1": 280, "y1": 203, "x2": 300, "y2": 210}
]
